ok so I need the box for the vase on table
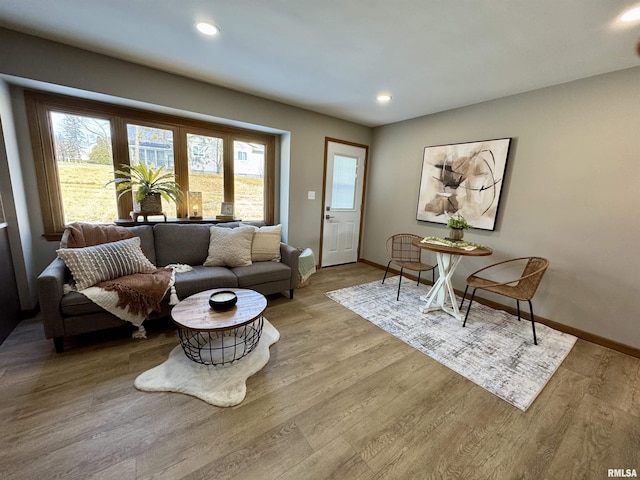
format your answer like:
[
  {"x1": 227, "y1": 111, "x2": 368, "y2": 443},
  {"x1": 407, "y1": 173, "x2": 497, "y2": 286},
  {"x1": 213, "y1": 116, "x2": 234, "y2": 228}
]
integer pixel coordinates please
[{"x1": 449, "y1": 228, "x2": 464, "y2": 241}]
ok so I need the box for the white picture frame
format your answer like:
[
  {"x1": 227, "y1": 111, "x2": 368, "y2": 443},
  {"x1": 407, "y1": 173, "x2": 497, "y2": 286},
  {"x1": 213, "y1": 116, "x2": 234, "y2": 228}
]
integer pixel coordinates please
[{"x1": 221, "y1": 202, "x2": 234, "y2": 215}]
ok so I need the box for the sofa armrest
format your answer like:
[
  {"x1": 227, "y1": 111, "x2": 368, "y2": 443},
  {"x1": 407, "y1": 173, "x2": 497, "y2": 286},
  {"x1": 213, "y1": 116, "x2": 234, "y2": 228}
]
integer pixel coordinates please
[
  {"x1": 37, "y1": 257, "x2": 67, "y2": 340},
  {"x1": 280, "y1": 243, "x2": 300, "y2": 291}
]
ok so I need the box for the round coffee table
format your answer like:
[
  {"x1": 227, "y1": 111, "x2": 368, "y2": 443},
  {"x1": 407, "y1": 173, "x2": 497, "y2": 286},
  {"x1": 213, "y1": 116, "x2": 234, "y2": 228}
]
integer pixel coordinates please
[{"x1": 171, "y1": 288, "x2": 267, "y2": 366}]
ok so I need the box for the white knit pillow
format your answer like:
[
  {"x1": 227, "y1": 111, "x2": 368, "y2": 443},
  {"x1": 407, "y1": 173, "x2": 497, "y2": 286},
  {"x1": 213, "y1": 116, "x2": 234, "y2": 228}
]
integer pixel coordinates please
[
  {"x1": 57, "y1": 237, "x2": 156, "y2": 290},
  {"x1": 203, "y1": 226, "x2": 254, "y2": 267},
  {"x1": 242, "y1": 224, "x2": 282, "y2": 262}
]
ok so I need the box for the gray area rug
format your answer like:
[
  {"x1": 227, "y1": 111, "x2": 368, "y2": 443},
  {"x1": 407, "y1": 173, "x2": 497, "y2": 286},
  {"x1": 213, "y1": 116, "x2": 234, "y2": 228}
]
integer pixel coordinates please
[
  {"x1": 134, "y1": 319, "x2": 279, "y2": 407},
  {"x1": 326, "y1": 277, "x2": 576, "y2": 411}
]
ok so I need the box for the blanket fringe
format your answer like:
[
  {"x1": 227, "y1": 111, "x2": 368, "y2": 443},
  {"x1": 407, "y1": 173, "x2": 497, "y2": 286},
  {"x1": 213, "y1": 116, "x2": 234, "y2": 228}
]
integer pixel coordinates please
[
  {"x1": 166, "y1": 264, "x2": 191, "y2": 305},
  {"x1": 132, "y1": 325, "x2": 147, "y2": 339},
  {"x1": 166, "y1": 263, "x2": 193, "y2": 273},
  {"x1": 169, "y1": 286, "x2": 179, "y2": 305}
]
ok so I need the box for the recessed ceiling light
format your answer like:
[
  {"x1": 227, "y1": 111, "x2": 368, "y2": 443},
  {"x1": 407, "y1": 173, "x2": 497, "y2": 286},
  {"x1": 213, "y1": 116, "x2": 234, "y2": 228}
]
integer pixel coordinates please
[
  {"x1": 196, "y1": 22, "x2": 220, "y2": 35},
  {"x1": 621, "y1": 6, "x2": 640, "y2": 22},
  {"x1": 377, "y1": 94, "x2": 392, "y2": 103}
]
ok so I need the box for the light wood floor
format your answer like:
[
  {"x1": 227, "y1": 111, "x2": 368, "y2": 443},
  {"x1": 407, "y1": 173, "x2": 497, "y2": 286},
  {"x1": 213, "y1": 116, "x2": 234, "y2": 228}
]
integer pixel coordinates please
[{"x1": 1, "y1": 262, "x2": 639, "y2": 479}]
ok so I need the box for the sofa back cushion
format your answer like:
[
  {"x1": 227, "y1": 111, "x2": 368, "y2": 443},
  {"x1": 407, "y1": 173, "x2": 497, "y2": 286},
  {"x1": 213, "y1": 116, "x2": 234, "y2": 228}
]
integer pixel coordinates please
[
  {"x1": 129, "y1": 225, "x2": 156, "y2": 265},
  {"x1": 153, "y1": 223, "x2": 214, "y2": 266}
]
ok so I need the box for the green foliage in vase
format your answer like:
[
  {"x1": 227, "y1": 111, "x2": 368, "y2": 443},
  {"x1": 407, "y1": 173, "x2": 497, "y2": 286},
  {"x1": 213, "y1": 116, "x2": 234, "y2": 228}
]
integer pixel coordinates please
[
  {"x1": 106, "y1": 163, "x2": 184, "y2": 205},
  {"x1": 446, "y1": 213, "x2": 470, "y2": 230}
]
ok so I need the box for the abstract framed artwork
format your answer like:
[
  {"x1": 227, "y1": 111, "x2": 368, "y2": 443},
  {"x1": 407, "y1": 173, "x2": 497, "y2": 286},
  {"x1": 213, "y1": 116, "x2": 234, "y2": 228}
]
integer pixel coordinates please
[{"x1": 416, "y1": 138, "x2": 511, "y2": 231}]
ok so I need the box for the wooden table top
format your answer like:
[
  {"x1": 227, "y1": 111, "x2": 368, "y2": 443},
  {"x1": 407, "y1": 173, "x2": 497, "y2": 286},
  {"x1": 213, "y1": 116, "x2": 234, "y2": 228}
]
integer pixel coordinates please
[
  {"x1": 412, "y1": 238, "x2": 493, "y2": 257},
  {"x1": 171, "y1": 288, "x2": 267, "y2": 332}
]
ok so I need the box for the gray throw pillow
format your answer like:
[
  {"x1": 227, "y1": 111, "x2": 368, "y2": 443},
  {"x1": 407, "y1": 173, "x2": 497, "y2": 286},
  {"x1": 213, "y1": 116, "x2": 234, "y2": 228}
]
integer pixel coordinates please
[
  {"x1": 203, "y1": 226, "x2": 254, "y2": 267},
  {"x1": 57, "y1": 237, "x2": 156, "y2": 290}
]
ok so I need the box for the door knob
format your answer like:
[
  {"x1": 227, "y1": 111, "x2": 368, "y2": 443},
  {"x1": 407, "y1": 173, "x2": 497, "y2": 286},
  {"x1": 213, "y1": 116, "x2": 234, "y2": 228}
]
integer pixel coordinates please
[{"x1": 325, "y1": 214, "x2": 335, "y2": 220}]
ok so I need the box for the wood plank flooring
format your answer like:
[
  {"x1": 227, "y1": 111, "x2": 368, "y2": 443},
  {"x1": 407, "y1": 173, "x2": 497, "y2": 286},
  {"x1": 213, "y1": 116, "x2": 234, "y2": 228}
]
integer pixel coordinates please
[{"x1": 1, "y1": 262, "x2": 638, "y2": 479}]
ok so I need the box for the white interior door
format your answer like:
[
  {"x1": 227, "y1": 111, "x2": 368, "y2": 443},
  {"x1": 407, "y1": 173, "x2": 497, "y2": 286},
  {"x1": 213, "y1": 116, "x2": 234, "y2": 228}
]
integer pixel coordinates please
[{"x1": 321, "y1": 140, "x2": 367, "y2": 267}]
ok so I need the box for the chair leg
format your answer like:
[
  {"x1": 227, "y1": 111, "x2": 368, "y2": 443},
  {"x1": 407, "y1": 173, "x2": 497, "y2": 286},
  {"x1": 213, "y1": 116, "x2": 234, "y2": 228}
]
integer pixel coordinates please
[
  {"x1": 516, "y1": 300, "x2": 521, "y2": 321},
  {"x1": 460, "y1": 285, "x2": 469, "y2": 309},
  {"x1": 528, "y1": 299, "x2": 538, "y2": 345},
  {"x1": 416, "y1": 271, "x2": 421, "y2": 286},
  {"x1": 382, "y1": 261, "x2": 392, "y2": 284},
  {"x1": 432, "y1": 268, "x2": 435, "y2": 285},
  {"x1": 396, "y1": 267, "x2": 404, "y2": 301},
  {"x1": 463, "y1": 288, "x2": 476, "y2": 327}
]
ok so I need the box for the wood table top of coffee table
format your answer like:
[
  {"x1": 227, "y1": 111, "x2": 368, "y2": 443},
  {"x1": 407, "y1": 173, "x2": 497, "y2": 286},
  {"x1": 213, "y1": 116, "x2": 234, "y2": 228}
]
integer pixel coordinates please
[{"x1": 171, "y1": 288, "x2": 267, "y2": 332}]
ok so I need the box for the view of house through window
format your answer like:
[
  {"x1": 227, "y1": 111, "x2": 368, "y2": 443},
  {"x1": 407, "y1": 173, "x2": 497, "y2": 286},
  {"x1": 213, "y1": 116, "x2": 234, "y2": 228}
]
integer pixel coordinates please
[
  {"x1": 187, "y1": 133, "x2": 223, "y2": 218},
  {"x1": 50, "y1": 112, "x2": 117, "y2": 223},
  {"x1": 126, "y1": 124, "x2": 176, "y2": 211},
  {"x1": 234, "y1": 140, "x2": 265, "y2": 220}
]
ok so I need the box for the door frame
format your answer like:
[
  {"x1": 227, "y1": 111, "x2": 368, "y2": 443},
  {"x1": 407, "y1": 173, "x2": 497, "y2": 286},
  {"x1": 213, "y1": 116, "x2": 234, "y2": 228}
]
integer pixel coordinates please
[{"x1": 318, "y1": 137, "x2": 369, "y2": 268}]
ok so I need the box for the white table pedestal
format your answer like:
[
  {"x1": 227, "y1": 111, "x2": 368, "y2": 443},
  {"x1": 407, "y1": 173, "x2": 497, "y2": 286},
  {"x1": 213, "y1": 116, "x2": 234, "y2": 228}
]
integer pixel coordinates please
[{"x1": 419, "y1": 251, "x2": 464, "y2": 321}]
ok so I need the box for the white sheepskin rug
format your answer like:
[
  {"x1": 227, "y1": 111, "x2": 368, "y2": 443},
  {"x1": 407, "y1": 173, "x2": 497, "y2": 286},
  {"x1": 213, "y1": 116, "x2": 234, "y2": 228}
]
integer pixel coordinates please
[{"x1": 134, "y1": 319, "x2": 279, "y2": 407}]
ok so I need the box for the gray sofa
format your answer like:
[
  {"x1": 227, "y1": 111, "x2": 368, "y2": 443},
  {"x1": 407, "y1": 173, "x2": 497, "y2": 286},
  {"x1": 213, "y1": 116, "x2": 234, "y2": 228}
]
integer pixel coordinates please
[{"x1": 37, "y1": 222, "x2": 299, "y2": 352}]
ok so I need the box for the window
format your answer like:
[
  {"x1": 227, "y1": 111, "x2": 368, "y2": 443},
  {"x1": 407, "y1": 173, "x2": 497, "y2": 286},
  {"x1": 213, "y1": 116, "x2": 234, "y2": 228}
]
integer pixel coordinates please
[
  {"x1": 331, "y1": 154, "x2": 358, "y2": 209},
  {"x1": 26, "y1": 91, "x2": 275, "y2": 240},
  {"x1": 187, "y1": 132, "x2": 224, "y2": 218},
  {"x1": 234, "y1": 141, "x2": 265, "y2": 221},
  {"x1": 49, "y1": 112, "x2": 117, "y2": 224}
]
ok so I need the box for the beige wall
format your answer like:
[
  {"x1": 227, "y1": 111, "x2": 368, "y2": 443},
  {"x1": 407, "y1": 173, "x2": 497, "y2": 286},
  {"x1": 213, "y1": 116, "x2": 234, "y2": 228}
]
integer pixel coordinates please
[
  {"x1": 0, "y1": 28, "x2": 371, "y2": 308},
  {"x1": 364, "y1": 65, "x2": 640, "y2": 349}
]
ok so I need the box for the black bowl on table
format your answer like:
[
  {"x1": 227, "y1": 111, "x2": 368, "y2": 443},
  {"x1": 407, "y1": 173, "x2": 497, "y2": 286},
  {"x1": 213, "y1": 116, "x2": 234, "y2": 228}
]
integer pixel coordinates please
[{"x1": 209, "y1": 291, "x2": 238, "y2": 311}]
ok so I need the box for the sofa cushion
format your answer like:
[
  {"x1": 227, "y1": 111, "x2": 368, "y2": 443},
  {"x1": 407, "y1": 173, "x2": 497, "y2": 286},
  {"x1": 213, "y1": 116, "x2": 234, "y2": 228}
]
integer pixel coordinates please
[
  {"x1": 173, "y1": 266, "x2": 238, "y2": 298},
  {"x1": 203, "y1": 226, "x2": 254, "y2": 267},
  {"x1": 231, "y1": 261, "x2": 291, "y2": 287},
  {"x1": 129, "y1": 225, "x2": 156, "y2": 265},
  {"x1": 153, "y1": 223, "x2": 213, "y2": 266},
  {"x1": 242, "y1": 223, "x2": 282, "y2": 262},
  {"x1": 61, "y1": 290, "x2": 110, "y2": 316},
  {"x1": 57, "y1": 237, "x2": 156, "y2": 290}
]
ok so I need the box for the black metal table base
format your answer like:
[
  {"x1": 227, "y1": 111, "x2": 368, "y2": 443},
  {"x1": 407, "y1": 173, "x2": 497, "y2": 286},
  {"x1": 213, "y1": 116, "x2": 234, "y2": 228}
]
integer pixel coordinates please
[{"x1": 177, "y1": 316, "x2": 264, "y2": 366}]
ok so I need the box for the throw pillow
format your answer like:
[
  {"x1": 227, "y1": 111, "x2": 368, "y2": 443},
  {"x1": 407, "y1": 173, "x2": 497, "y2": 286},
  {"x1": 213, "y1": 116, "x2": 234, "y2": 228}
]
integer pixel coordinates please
[
  {"x1": 241, "y1": 223, "x2": 282, "y2": 262},
  {"x1": 57, "y1": 237, "x2": 157, "y2": 290},
  {"x1": 203, "y1": 226, "x2": 254, "y2": 267}
]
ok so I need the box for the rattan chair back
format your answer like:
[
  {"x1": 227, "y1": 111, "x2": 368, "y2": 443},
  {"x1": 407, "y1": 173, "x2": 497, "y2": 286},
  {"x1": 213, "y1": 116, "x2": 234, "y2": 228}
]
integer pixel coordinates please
[
  {"x1": 516, "y1": 257, "x2": 550, "y2": 300},
  {"x1": 462, "y1": 256, "x2": 550, "y2": 345},
  {"x1": 386, "y1": 234, "x2": 422, "y2": 264},
  {"x1": 382, "y1": 233, "x2": 437, "y2": 300}
]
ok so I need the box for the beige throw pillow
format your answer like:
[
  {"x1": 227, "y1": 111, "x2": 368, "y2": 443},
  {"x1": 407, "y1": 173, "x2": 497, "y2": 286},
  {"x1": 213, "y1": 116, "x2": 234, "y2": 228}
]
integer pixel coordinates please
[
  {"x1": 242, "y1": 224, "x2": 282, "y2": 262},
  {"x1": 56, "y1": 237, "x2": 156, "y2": 290},
  {"x1": 203, "y1": 226, "x2": 254, "y2": 267}
]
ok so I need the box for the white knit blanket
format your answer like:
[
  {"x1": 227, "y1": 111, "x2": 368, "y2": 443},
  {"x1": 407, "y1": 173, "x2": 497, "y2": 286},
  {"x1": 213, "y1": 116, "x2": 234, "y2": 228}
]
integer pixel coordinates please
[{"x1": 65, "y1": 264, "x2": 193, "y2": 338}]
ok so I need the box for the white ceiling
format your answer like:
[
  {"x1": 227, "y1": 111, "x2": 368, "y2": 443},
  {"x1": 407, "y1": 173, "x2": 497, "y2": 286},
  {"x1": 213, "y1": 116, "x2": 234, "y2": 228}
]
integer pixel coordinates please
[{"x1": 0, "y1": 0, "x2": 639, "y2": 127}]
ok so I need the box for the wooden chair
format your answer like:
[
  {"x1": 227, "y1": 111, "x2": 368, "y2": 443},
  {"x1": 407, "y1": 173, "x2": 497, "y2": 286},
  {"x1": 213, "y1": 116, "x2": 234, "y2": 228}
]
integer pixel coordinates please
[
  {"x1": 382, "y1": 234, "x2": 437, "y2": 300},
  {"x1": 460, "y1": 257, "x2": 549, "y2": 345}
]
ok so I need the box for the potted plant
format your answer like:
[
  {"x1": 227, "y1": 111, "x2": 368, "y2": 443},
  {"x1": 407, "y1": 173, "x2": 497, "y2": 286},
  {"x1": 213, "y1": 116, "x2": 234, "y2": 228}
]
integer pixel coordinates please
[
  {"x1": 446, "y1": 213, "x2": 469, "y2": 240},
  {"x1": 107, "y1": 163, "x2": 184, "y2": 213}
]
